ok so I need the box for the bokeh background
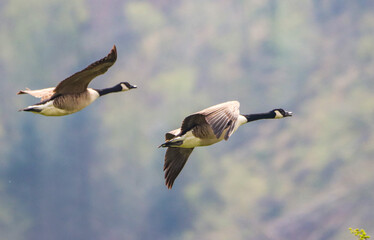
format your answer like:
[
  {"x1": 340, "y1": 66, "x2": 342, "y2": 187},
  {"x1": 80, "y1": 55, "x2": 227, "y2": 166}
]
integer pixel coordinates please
[{"x1": 1, "y1": 0, "x2": 374, "y2": 239}]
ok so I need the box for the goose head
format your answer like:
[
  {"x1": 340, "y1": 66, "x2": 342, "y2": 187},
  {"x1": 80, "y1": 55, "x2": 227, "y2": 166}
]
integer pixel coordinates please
[
  {"x1": 119, "y1": 82, "x2": 137, "y2": 91},
  {"x1": 272, "y1": 109, "x2": 293, "y2": 118}
]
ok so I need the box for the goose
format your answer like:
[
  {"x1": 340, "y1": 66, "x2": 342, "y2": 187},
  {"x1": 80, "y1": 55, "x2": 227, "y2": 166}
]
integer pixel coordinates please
[
  {"x1": 159, "y1": 101, "x2": 292, "y2": 189},
  {"x1": 17, "y1": 45, "x2": 137, "y2": 116}
]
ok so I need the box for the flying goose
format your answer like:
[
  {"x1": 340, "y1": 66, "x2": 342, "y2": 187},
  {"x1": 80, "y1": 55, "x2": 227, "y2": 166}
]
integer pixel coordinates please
[
  {"x1": 17, "y1": 45, "x2": 137, "y2": 116},
  {"x1": 159, "y1": 101, "x2": 292, "y2": 189}
]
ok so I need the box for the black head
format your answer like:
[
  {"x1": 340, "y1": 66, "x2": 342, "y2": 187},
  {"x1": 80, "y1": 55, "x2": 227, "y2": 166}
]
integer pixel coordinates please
[
  {"x1": 271, "y1": 108, "x2": 293, "y2": 118},
  {"x1": 119, "y1": 82, "x2": 137, "y2": 91}
]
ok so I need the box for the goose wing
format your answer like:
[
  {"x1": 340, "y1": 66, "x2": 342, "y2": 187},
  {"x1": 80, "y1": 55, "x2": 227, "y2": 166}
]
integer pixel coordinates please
[
  {"x1": 164, "y1": 147, "x2": 194, "y2": 189},
  {"x1": 165, "y1": 128, "x2": 181, "y2": 141},
  {"x1": 53, "y1": 45, "x2": 117, "y2": 95},
  {"x1": 17, "y1": 87, "x2": 55, "y2": 101},
  {"x1": 180, "y1": 101, "x2": 240, "y2": 140}
]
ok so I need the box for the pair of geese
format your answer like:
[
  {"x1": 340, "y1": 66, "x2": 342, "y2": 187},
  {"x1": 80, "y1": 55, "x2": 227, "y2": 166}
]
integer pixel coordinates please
[{"x1": 18, "y1": 45, "x2": 292, "y2": 189}]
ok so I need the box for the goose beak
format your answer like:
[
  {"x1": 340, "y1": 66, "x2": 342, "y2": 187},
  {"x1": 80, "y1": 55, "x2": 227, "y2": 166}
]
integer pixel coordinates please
[
  {"x1": 285, "y1": 111, "x2": 293, "y2": 117},
  {"x1": 130, "y1": 84, "x2": 137, "y2": 89}
]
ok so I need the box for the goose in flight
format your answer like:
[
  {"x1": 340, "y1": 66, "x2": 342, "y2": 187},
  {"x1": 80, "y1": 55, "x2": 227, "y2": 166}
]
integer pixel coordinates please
[
  {"x1": 17, "y1": 45, "x2": 136, "y2": 116},
  {"x1": 159, "y1": 101, "x2": 292, "y2": 189}
]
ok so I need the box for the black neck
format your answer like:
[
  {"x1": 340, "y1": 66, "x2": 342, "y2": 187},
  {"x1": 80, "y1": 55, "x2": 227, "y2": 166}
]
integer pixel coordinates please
[
  {"x1": 243, "y1": 112, "x2": 275, "y2": 122},
  {"x1": 95, "y1": 85, "x2": 122, "y2": 96}
]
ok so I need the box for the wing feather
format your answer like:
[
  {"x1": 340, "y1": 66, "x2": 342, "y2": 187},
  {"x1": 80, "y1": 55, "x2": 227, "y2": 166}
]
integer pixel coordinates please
[
  {"x1": 53, "y1": 45, "x2": 117, "y2": 95},
  {"x1": 17, "y1": 87, "x2": 55, "y2": 101},
  {"x1": 165, "y1": 128, "x2": 181, "y2": 141},
  {"x1": 180, "y1": 101, "x2": 240, "y2": 140},
  {"x1": 180, "y1": 114, "x2": 207, "y2": 136},
  {"x1": 164, "y1": 147, "x2": 194, "y2": 189}
]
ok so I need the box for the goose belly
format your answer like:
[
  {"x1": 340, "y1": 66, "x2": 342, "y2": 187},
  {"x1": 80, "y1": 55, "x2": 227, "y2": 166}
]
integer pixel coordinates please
[
  {"x1": 178, "y1": 118, "x2": 246, "y2": 148},
  {"x1": 33, "y1": 100, "x2": 78, "y2": 116},
  {"x1": 178, "y1": 131, "x2": 223, "y2": 148},
  {"x1": 40, "y1": 101, "x2": 74, "y2": 116},
  {"x1": 37, "y1": 90, "x2": 99, "y2": 116}
]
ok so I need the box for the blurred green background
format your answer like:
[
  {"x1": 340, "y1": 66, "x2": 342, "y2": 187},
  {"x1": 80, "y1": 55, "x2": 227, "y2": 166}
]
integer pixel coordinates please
[{"x1": 1, "y1": 0, "x2": 374, "y2": 239}]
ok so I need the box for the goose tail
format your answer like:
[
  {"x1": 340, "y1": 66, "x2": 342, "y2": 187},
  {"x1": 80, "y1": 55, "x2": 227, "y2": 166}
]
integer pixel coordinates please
[
  {"x1": 18, "y1": 106, "x2": 42, "y2": 113},
  {"x1": 158, "y1": 140, "x2": 183, "y2": 148}
]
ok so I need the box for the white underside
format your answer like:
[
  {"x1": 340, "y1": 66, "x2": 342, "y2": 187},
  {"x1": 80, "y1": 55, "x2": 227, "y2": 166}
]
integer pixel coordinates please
[
  {"x1": 38, "y1": 101, "x2": 74, "y2": 116},
  {"x1": 176, "y1": 114, "x2": 248, "y2": 148},
  {"x1": 27, "y1": 89, "x2": 100, "y2": 116},
  {"x1": 177, "y1": 130, "x2": 216, "y2": 148}
]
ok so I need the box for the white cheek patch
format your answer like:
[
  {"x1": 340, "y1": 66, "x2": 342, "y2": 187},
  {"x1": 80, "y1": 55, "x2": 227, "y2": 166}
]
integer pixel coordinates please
[
  {"x1": 274, "y1": 110, "x2": 283, "y2": 118},
  {"x1": 121, "y1": 84, "x2": 129, "y2": 91}
]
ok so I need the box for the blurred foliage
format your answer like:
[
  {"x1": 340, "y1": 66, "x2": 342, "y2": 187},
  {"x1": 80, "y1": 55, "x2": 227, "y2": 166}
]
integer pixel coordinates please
[
  {"x1": 349, "y1": 228, "x2": 371, "y2": 240},
  {"x1": 1, "y1": 0, "x2": 374, "y2": 240}
]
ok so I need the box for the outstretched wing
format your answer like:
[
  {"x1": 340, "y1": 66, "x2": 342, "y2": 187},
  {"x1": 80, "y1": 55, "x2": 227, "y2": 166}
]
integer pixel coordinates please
[
  {"x1": 180, "y1": 101, "x2": 240, "y2": 140},
  {"x1": 164, "y1": 147, "x2": 194, "y2": 189},
  {"x1": 53, "y1": 45, "x2": 117, "y2": 95},
  {"x1": 17, "y1": 87, "x2": 55, "y2": 101}
]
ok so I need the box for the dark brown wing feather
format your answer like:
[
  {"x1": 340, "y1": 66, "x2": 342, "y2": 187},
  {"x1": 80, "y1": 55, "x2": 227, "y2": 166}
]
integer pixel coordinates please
[
  {"x1": 180, "y1": 114, "x2": 207, "y2": 136},
  {"x1": 164, "y1": 147, "x2": 194, "y2": 189},
  {"x1": 53, "y1": 45, "x2": 117, "y2": 95},
  {"x1": 165, "y1": 129, "x2": 181, "y2": 141},
  {"x1": 181, "y1": 101, "x2": 240, "y2": 140}
]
